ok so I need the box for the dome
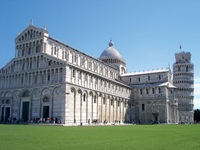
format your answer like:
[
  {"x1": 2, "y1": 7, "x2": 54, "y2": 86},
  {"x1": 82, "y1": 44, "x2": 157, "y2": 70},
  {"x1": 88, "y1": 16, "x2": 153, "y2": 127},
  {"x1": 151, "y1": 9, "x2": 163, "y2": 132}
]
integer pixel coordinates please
[{"x1": 99, "y1": 40, "x2": 123, "y2": 60}]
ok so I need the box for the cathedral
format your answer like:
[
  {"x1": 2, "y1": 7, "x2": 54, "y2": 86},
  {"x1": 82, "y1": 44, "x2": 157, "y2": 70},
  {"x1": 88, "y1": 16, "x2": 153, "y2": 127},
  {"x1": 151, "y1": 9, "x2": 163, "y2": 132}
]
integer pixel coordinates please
[{"x1": 0, "y1": 22, "x2": 194, "y2": 125}]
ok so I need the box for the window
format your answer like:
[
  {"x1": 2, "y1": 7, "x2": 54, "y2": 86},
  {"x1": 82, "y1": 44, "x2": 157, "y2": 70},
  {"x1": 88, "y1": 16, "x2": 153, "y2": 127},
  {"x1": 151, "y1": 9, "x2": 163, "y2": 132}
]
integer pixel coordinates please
[
  {"x1": 117, "y1": 101, "x2": 120, "y2": 107},
  {"x1": 79, "y1": 71, "x2": 82, "y2": 79},
  {"x1": 94, "y1": 96, "x2": 96, "y2": 103},
  {"x1": 159, "y1": 75, "x2": 161, "y2": 80},
  {"x1": 152, "y1": 88, "x2": 155, "y2": 94},
  {"x1": 110, "y1": 71, "x2": 113, "y2": 78},
  {"x1": 142, "y1": 104, "x2": 145, "y2": 111},
  {"x1": 186, "y1": 66, "x2": 188, "y2": 72},
  {"x1": 48, "y1": 60, "x2": 52, "y2": 66},
  {"x1": 138, "y1": 77, "x2": 140, "y2": 82},
  {"x1": 103, "y1": 98, "x2": 105, "y2": 104},
  {"x1": 140, "y1": 89, "x2": 142, "y2": 95},
  {"x1": 72, "y1": 69, "x2": 75, "y2": 78},
  {"x1": 83, "y1": 94, "x2": 86, "y2": 102},
  {"x1": 74, "y1": 55, "x2": 77, "y2": 63},
  {"x1": 28, "y1": 48, "x2": 31, "y2": 55},
  {"x1": 146, "y1": 89, "x2": 148, "y2": 94},
  {"x1": 62, "y1": 51, "x2": 64, "y2": 59},
  {"x1": 36, "y1": 45, "x2": 39, "y2": 53},
  {"x1": 21, "y1": 76, "x2": 24, "y2": 84},
  {"x1": 65, "y1": 52, "x2": 68, "y2": 60},
  {"x1": 88, "y1": 61, "x2": 92, "y2": 69},
  {"x1": 148, "y1": 76, "x2": 150, "y2": 81},
  {"x1": 51, "y1": 46, "x2": 53, "y2": 55},
  {"x1": 30, "y1": 31, "x2": 33, "y2": 38},
  {"x1": 171, "y1": 90, "x2": 173, "y2": 94},
  {"x1": 130, "y1": 78, "x2": 131, "y2": 83},
  {"x1": 22, "y1": 49, "x2": 25, "y2": 56},
  {"x1": 47, "y1": 74, "x2": 50, "y2": 81},
  {"x1": 85, "y1": 74, "x2": 88, "y2": 81},
  {"x1": 100, "y1": 67, "x2": 103, "y2": 74},
  {"x1": 91, "y1": 76, "x2": 93, "y2": 83},
  {"x1": 159, "y1": 87, "x2": 161, "y2": 93},
  {"x1": 37, "y1": 59, "x2": 39, "y2": 68},
  {"x1": 34, "y1": 75, "x2": 38, "y2": 84},
  {"x1": 93, "y1": 63, "x2": 96, "y2": 72},
  {"x1": 111, "y1": 100, "x2": 113, "y2": 106},
  {"x1": 54, "y1": 47, "x2": 56, "y2": 55},
  {"x1": 22, "y1": 62, "x2": 25, "y2": 70},
  {"x1": 105, "y1": 69, "x2": 108, "y2": 76},
  {"x1": 178, "y1": 66, "x2": 181, "y2": 71}
]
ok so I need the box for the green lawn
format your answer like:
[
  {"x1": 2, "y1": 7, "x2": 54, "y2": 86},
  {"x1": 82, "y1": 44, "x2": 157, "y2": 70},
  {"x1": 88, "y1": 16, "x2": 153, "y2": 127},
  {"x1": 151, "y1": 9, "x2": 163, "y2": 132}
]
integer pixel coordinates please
[{"x1": 0, "y1": 124, "x2": 199, "y2": 150}]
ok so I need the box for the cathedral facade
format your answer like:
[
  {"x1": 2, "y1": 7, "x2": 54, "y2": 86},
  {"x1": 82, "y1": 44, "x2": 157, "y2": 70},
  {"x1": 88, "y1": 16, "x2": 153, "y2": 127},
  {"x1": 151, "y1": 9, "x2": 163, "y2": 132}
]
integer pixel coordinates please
[{"x1": 0, "y1": 22, "x2": 194, "y2": 124}]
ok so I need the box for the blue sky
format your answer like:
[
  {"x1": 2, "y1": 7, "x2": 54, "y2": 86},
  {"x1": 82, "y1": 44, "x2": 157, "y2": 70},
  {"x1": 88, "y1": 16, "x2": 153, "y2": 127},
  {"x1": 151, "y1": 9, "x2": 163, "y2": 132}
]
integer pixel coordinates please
[{"x1": 0, "y1": 0, "x2": 200, "y2": 108}]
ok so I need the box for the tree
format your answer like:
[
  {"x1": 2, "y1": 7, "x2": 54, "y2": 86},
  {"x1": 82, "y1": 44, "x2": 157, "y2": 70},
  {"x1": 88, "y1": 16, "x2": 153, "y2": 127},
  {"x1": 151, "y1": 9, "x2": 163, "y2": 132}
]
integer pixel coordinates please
[{"x1": 194, "y1": 109, "x2": 200, "y2": 122}]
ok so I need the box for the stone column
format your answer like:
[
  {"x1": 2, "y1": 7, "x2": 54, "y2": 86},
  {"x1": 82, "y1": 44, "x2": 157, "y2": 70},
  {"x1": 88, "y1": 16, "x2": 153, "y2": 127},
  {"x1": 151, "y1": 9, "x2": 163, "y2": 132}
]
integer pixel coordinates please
[
  {"x1": 86, "y1": 93, "x2": 88, "y2": 123},
  {"x1": 100, "y1": 94, "x2": 103, "y2": 123},
  {"x1": 105, "y1": 95, "x2": 107, "y2": 122},
  {"x1": 91, "y1": 94, "x2": 93, "y2": 121},
  {"x1": 119, "y1": 98, "x2": 122, "y2": 123},
  {"x1": 108, "y1": 97, "x2": 110, "y2": 122},
  {"x1": 116, "y1": 99, "x2": 118, "y2": 122},
  {"x1": 96, "y1": 94, "x2": 99, "y2": 122}
]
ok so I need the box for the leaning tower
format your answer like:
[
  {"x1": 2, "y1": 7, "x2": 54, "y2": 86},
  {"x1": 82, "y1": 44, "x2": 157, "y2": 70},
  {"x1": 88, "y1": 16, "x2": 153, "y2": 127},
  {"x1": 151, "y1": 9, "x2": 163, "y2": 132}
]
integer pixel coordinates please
[{"x1": 173, "y1": 51, "x2": 194, "y2": 123}]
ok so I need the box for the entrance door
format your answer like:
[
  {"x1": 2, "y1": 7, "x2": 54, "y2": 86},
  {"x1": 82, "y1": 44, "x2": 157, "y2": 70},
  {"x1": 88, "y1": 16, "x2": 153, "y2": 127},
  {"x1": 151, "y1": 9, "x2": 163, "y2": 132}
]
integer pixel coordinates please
[
  {"x1": 5, "y1": 107, "x2": 10, "y2": 121},
  {"x1": 43, "y1": 106, "x2": 49, "y2": 118},
  {"x1": 22, "y1": 102, "x2": 29, "y2": 122},
  {"x1": 152, "y1": 112, "x2": 159, "y2": 123}
]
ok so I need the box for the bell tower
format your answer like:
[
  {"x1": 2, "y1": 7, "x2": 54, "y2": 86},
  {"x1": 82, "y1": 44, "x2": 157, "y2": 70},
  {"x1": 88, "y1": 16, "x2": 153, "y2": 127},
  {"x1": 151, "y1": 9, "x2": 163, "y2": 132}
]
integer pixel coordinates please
[{"x1": 173, "y1": 49, "x2": 194, "y2": 123}]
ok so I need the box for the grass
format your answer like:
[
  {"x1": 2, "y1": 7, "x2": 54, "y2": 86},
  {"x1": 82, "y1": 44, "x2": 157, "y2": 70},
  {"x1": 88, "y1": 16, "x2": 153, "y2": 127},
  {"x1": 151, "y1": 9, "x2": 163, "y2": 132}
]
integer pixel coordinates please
[{"x1": 0, "y1": 124, "x2": 200, "y2": 150}]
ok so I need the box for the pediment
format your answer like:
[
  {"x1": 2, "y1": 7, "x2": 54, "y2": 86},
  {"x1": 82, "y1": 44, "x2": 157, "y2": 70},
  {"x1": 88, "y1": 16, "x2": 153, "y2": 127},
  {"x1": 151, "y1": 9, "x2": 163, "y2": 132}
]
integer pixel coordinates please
[{"x1": 15, "y1": 24, "x2": 48, "y2": 43}]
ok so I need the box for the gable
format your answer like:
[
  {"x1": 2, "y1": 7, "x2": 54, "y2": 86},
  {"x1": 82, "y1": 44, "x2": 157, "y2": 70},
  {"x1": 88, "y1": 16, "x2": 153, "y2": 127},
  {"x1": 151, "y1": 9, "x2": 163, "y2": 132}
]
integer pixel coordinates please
[{"x1": 15, "y1": 25, "x2": 49, "y2": 44}]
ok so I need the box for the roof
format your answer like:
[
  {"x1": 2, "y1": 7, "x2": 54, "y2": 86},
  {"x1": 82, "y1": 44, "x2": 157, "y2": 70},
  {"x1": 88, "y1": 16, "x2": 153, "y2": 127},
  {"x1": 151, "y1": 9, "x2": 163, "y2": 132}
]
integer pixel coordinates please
[
  {"x1": 121, "y1": 68, "x2": 170, "y2": 76},
  {"x1": 99, "y1": 40, "x2": 124, "y2": 62},
  {"x1": 130, "y1": 82, "x2": 176, "y2": 88}
]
